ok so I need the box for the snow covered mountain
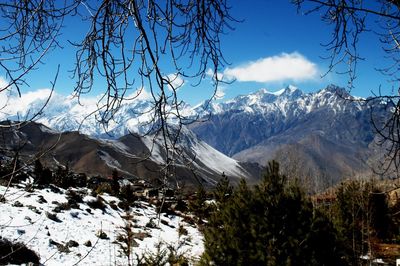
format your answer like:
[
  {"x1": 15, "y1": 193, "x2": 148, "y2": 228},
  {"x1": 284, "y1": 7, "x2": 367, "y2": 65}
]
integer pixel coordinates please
[
  {"x1": 0, "y1": 84, "x2": 389, "y2": 188},
  {"x1": 190, "y1": 85, "x2": 389, "y2": 189},
  {"x1": 190, "y1": 84, "x2": 371, "y2": 156},
  {"x1": 0, "y1": 84, "x2": 373, "y2": 139},
  {"x1": 0, "y1": 89, "x2": 159, "y2": 137}
]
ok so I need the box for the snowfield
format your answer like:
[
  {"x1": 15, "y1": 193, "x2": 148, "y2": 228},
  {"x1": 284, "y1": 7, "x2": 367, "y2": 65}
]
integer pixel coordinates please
[{"x1": 0, "y1": 183, "x2": 204, "y2": 265}]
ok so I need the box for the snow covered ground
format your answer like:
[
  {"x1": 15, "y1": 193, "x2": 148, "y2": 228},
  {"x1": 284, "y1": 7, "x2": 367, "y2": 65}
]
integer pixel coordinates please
[{"x1": 0, "y1": 183, "x2": 204, "y2": 265}]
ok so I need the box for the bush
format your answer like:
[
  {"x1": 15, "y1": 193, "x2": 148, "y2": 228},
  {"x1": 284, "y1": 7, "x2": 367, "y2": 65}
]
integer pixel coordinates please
[
  {"x1": 41, "y1": 168, "x2": 54, "y2": 185},
  {"x1": 53, "y1": 166, "x2": 79, "y2": 189},
  {"x1": 46, "y1": 211, "x2": 62, "y2": 223},
  {"x1": 0, "y1": 238, "x2": 40, "y2": 265},
  {"x1": 66, "y1": 189, "x2": 84, "y2": 209},
  {"x1": 188, "y1": 185, "x2": 210, "y2": 224},
  {"x1": 174, "y1": 199, "x2": 188, "y2": 212},
  {"x1": 53, "y1": 202, "x2": 71, "y2": 212},
  {"x1": 118, "y1": 200, "x2": 131, "y2": 211},
  {"x1": 119, "y1": 185, "x2": 137, "y2": 203},
  {"x1": 95, "y1": 182, "x2": 114, "y2": 195},
  {"x1": 178, "y1": 225, "x2": 188, "y2": 237},
  {"x1": 96, "y1": 230, "x2": 109, "y2": 239},
  {"x1": 109, "y1": 200, "x2": 119, "y2": 210},
  {"x1": 87, "y1": 196, "x2": 107, "y2": 211},
  {"x1": 0, "y1": 157, "x2": 28, "y2": 185},
  {"x1": 146, "y1": 218, "x2": 158, "y2": 229},
  {"x1": 155, "y1": 201, "x2": 175, "y2": 216},
  {"x1": 74, "y1": 173, "x2": 88, "y2": 187},
  {"x1": 137, "y1": 242, "x2": 189, "y2": 266},
  {"x1": 34, "y1": 159, "x2": 53, "y2": 186},
  {"x1": 66, "y1": 189, "x2": 84, "y2": 203}
]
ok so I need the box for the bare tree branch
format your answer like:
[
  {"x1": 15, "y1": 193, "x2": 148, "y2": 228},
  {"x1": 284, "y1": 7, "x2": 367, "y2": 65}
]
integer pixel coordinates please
[{"x1": 293, "y1": 0, "x2": 400, "y2": 174}]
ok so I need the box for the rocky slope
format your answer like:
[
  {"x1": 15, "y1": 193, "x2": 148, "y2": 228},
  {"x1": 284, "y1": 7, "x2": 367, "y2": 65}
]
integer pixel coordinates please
[
  {"x1": 189, "y1": 85, "x2": 388, "y2": 187},
  {"x1": 0, "y1": 121, "x2": 257, "y2": 187}
]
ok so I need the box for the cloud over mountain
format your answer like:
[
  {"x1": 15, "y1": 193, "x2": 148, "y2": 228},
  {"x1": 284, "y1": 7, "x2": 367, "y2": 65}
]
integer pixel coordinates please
[{"x1": 223, "y1": 52, "x2": 318, "y2": 83}]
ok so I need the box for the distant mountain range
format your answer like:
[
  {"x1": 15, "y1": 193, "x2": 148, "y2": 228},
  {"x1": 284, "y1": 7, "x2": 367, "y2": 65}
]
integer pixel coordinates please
[
  {"x1": 190, "y1": 85, "x2": 388, "y2": 190},
  {"x1": 0, "y1": 121, "x2": 258, "y2": 188},
  {"x1": 0, "y1": 84, "x2": 390, "y2": 190}
]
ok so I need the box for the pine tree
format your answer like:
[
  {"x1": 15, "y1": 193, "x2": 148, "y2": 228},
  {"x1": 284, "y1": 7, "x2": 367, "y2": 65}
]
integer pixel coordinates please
[
  {"x1": 34, "y1": 159, "x2": 44, "y2": 185},
  {"x1": 251, "y1": 161, "x2": 314, "y2": 265},
  {"x1": 201, "y1": 179, "x2": 252, "y2": 265},
  {"x1": 308, "y1": 209, "x2": 348, "y2": 266},
  {"x1": 213, "y1": 173, "x2": 233, "y2": 204},
  {"x1": 188, "y1": 184, "x2": 208, "y2": 223},
  {"x1": 111, "y1": 168, "x2": 120, "y2": 194},
  {"x1": 34, "y1": 159, "x2": 43, "y2": 178},
  {"x1": 369, "y1": 188, "x2": 390, "y2": 241},
  {"x1": 334, "y1": 180, "x2": 392, "y2": 263},
  {"x1": 202, "y1": 161, "x2": 321, "y2": 265}
]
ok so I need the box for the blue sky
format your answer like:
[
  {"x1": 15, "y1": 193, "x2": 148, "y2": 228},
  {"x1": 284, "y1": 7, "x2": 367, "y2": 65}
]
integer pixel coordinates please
[
  {"x1": 1, "y1": 0, "x2": 396, "y2": 105},
  {"x1": 178, "y1": 0, "x2": 396, "y2": 103}
]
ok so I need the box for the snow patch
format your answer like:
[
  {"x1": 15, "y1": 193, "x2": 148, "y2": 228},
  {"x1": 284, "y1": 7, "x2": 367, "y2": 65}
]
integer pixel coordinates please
[
  {"x1": 141, "y1": 136, "x2": 165, "y2": 164},
  {"x1": 99, "y1": 150, "x2": 122, "y2": 168},
  {"x1": 0, "y1": 185, "x2": 204, "y2": 265},
  {"x1": 192, "y1": 140, "x2": 248, "y2": 178},
  {"x1": 39, "y1": 125, "x2": 60, "y2": 134},
  {"x1": 271, "y1": 88, "x2": 285, "y2": 96}
]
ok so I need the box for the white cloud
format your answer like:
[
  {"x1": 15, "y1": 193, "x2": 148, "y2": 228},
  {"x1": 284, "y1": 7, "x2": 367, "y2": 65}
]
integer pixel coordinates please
[
  {"x1": 0, "y1": 76, "x2": 9, "y2": 91},
  {"x1": 0, "y1": 77, "x2": 10, "y2": 108},
  {"x1": 214, "y1": 86, "x2": 225, "y2": 100},
  {"x1": 165, "y1": 73, "x2": 184, "y2": 91},
  {"x1": 123, "y1": 87, "x2": 152, "y2": 102},
  {"x1": 223, "y1": 52, "x2": 318, "y2": 83},
  {"x1": 9, "y1": 88, "x2": 53, "y2": 110},
  {"x1": 0, "y1": 76, "x2": 56, "y2": 114},
  {"x1": 206, "y1": 68, "x2": 224, "y2": 81},
  {"x1": 0, "y1": 87, "x2": 54, "y2": 120},
  {"x1": 0, "y1": 85, "x2": 156, "y2": 121}
]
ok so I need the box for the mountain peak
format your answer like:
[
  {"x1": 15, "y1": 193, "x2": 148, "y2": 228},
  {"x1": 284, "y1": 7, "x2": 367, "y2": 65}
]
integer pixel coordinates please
[
  {"x1": 322, "y1": 84, "x2": 350, "y2": 98},
  {"x1": 285, "y1": 85, "x2": 298, "y2": 93},
  {"x1": 281, "y1": 85, "x2": 303, "y2": 97},
  {"x1": 255, "y1": 85, "x2": 302, "y2": 97}
]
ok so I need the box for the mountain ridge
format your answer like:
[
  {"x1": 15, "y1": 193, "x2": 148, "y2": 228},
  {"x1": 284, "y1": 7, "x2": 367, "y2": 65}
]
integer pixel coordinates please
[
  {"x1": 189, "y1": 85, "x2": 388, "y2": 190},
  {"x1": 0, "y1": 84, "x2": 365, "y2": 138},
  {"x1": 0, "y1": 84, "x2": 389, "y2": 189},
  {"x1": 0, "y1": 121, "x2": 258, "y2": 188}
]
